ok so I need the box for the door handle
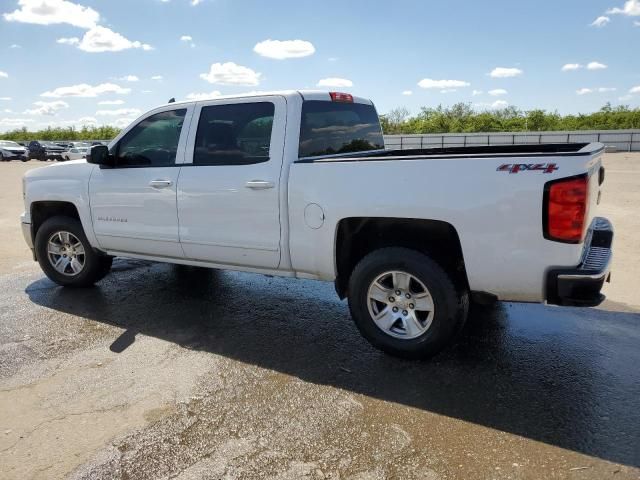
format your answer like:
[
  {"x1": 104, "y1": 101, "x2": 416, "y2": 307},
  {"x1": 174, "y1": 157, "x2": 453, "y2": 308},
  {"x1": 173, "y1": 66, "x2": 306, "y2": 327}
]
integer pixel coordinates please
[
  {"x1": 245, "y1": 180, "x2": 275, "y2": 190},
  {"x1": 149, "y1": 179, "x2": 173, "y2": 188}
]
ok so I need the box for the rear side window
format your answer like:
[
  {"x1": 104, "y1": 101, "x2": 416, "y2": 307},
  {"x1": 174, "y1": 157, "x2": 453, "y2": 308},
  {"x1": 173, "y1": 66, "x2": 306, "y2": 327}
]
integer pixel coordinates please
[
  {"x1": 298, "y1": 101, "x2": 384, "y2": 158},
  {"x1": 194, "y1": 102, "x2": 274, "y2": 166}
]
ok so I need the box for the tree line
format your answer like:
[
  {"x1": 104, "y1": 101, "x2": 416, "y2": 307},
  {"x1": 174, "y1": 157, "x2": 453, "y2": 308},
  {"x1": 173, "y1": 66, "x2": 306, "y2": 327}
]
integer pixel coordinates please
[
  {"x1": 0, "y1": 103, "x2": 638, "y2": 141},
  {"x1": 380, "y1": 103, "x2": 640, "y2": 134},
  {"x1": 0, "y1": 125, "x2": 121, "y2": 141}
]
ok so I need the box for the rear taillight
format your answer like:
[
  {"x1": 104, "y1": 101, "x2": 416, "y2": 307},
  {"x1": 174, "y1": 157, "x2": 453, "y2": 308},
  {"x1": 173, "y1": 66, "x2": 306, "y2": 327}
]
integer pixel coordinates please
[
  {"x1": 543, "y1": 174, "x2": 589, "y2": 243},
  {"x1": 329, "y1": 92, "x2": 353, "y2": 103}
]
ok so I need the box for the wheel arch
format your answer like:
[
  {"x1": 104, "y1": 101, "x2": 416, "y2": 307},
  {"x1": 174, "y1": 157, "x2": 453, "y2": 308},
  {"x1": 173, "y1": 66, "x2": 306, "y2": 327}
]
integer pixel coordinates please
[
  {"x1": 30, "y1": 201, "x2": 99, "y2": 259},
  {"x1": 334, "y1": 217, "x2": 469, "y2": 299}
]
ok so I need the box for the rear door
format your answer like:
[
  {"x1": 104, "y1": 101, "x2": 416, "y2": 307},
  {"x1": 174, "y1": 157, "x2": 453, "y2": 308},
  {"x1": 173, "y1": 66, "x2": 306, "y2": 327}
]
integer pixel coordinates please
[
  {"x1": 89, "y1": 106, "x2": 193, "y2": 257},
  {"x1": 177, "y1": 96, "x2": 286, "y2": 269}
]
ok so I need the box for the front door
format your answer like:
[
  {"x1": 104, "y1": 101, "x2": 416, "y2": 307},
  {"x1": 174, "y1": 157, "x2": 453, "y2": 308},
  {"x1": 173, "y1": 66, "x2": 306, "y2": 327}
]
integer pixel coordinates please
[
  {"x1": 177, "y1": 96, "x2": 286, "y2": 269},
  {"x1": 89, "y1": 106, "x2": 192, "y2": 257}
]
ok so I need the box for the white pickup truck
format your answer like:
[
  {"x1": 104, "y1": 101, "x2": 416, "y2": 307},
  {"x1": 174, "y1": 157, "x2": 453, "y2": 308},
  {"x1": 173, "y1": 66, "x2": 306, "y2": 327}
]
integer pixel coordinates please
[{"x1": 20, "y1": 90, "x2": 613, "y2": 358}]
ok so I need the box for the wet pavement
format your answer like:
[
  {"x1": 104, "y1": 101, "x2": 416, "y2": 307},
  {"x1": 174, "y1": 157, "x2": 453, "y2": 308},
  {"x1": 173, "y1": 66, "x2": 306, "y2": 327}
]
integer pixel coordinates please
[
  {"x1": 1, "y1": 157, "x2": 639, "y2": 479},
  {"x1": 1, "y1": 259, "x2": 639, "y2": 479}
]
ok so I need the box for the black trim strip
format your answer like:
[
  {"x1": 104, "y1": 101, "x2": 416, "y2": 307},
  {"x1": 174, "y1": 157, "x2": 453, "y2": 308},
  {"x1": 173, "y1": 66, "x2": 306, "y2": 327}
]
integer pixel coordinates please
[{"x1": 295, "y1": 143, "x2": 604, "y2": 164}]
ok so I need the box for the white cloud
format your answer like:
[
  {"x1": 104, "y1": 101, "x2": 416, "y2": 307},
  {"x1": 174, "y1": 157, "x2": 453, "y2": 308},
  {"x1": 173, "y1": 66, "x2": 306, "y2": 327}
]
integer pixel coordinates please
[
  {"x1": 598, "y1": 87, "x2": 617, "y2": 92},
  {"x1": 328, "y1": 57, "x2": 338, "y2": 62},
  {"x1": 141, "y1": 90, "x2": 152, "y2": 94},
  {"x1": 440, "y1": 89, "x2": 457, "y2": 93},
  {"x1": 317, "y1": 77, "x2": 353, "y2": 88},
  {"x1": 635, "y1": 20, "x2": 640, "y2": 25},
  {"x1": 9, "y1": 44, "x2": 21, "y2": 48},
  {"x1": 491, "y1": 100, "x2": 509, "y2": 109},
  {"x1": 590, "y1": 16, "x2": 611, "y2": 27},
  {"x1": 96, "y1": 108, "x2": 142, "y2": 116},
  {"x1": 185, "y1": 90, "x2": 222, "y2": 100},
  {"x1": 0, "y1": 97, "x2": 11, "y2": 100},
  {"x1": 630, "y1": 85, "x2": 640, "y2": 93},
  {"x1": 488, "y1": 88, "x2": 507, "y2": 96},
  {"x1": 40, "y1": 116, "x2": 97, "y2": 128},
  {"x1": 151, "y1": 75, "x2": 163, "y2": 81},
  {"x1": 577, "y1": 88, "x2": 593, "y2": 95},
  {"x1": 472, "y1": 89, "x2": 483, "y2": 96},
  {"x1": 200, "y1": 62, "x2": 261, "y2": 86},
  {"x1": 42, "y1": 82, "x2": 131, "y2": 98},
  {"x1": 191, "y1": 0, "x2": 203, "y2": 5},
  {"x1": 75, "y1": 26, "x2": 152, "y2": 52},
  {"x1": 180, "y1": 35, "x2": 195, "y2": 47},
  {"x1": 607, "y1": 0, "x2": 640, "y2": 16},
  {"x1": 401, "y1": 90, "x2": 413, "y2": 96},
  {"x1": 0, "y1": 71, "x2": 8, "y2": 78},
  {"x1": 587, "y1": 61, "x2": 607, "y2": 70},
  {"x1": 118, "y1": 75, "x2": 139, "y2": 82},
  {"x1": 618, "y1": 94, "x2": 634, "y2": 101},
  {"x1": 24, "y1": 100, "x2": 69, "y2": 115},
  {"x1": 474, "y1": 100, "x2": 509, "y2": 110},
  {"x1": 3, "y1": 0, "x2": 99, "y2": 29},
  {"x1": 0, "y1": 118, "x2": 34, "y2": 128},
  {"x1": 56, "y1": 37, "x2": 79, "y2": 45},
  {"x1": 489, "y1": 67, "x2": 523, "y2": 78},
  {"x1": 97, "y1": 99, "x2": 125, "y2": 105},
  {"x1": 253, "y1": 39, "x2": 315, "y2": 59},
  {"x1": 3, "y1": 109, "x2": 12, "y2": 113},
  {"x1": 561, "y1": 63, "x2": 582, "y2": 71},
  {"x1": 417, "y1": 78, "x2": 470, "y2": 89},
  {"x1": 112, "y1": 117, "x2": 137, "y2": 128}
]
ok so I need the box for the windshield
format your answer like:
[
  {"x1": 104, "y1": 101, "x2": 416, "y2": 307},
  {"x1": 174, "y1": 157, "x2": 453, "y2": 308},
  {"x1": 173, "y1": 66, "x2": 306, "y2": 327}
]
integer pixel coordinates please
[{"x1": 298, "y1": 101, "x2": 385, "y2": 158}]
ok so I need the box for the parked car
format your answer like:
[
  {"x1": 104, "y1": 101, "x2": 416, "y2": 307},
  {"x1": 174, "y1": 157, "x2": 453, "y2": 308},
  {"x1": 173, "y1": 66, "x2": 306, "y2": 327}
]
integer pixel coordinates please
[
  {"x1": 19, "y1": 91, "x2": 613, "y2": 359},
  {"x1": 62, "y1": 147, "x2": 89, "y2": 161},
  {"x1": 0, "y1": 140, "x2": 29, "y2": 162},
  {"x1": 27, "y1": 141, "x2": 66, "y2": 161}
]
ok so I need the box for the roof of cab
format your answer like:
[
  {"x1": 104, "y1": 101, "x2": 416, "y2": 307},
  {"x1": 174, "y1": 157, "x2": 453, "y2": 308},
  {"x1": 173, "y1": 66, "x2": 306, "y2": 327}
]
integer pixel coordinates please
[{"x1": 154, "y1": 90, "x2": 373, "y2": 109}]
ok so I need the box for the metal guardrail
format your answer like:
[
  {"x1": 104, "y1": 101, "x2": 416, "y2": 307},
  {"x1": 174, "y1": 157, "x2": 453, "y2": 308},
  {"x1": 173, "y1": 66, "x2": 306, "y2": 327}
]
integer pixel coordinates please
[{"x1": 384, "y1": 130, "x2": 640, "y2": 152}]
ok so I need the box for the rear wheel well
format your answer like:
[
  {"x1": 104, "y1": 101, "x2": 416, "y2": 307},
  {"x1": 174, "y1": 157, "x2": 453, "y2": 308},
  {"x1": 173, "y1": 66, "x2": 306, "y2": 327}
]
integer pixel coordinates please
[
  {"x1": 335, "y1": 217, "x2": 468, "y2": 299},
  {"x1": 31, "y1": 201, "x2": 81, "y2": 241}
]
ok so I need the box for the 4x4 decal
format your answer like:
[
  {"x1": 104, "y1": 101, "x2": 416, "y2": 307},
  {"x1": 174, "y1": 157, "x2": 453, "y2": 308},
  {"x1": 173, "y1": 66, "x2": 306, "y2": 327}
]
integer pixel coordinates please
[{"x1": 497, "y1": 163, "x2": 559, "y2": 174}]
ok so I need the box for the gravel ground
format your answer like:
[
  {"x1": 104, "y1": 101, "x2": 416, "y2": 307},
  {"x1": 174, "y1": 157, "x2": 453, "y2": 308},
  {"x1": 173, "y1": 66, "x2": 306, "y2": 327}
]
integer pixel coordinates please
[{"x1": 0, "y1": 154, "x2": 639, "y2": 479}]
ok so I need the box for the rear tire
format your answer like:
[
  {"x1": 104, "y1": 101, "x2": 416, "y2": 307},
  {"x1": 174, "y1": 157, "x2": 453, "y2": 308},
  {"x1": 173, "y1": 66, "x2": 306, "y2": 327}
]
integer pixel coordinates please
[
  {"x1": 35, "y1": 216, "x2": 112, "y2": 287},
  {"x1": 348, "y1": 247, "x2": 468, "y2": 359}
]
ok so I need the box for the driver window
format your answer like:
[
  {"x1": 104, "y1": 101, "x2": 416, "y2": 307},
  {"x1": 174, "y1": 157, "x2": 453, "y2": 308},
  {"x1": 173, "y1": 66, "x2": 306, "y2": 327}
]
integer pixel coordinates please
[{"x1": 115, "y1": 109, "x2": 187, "y2": 167}]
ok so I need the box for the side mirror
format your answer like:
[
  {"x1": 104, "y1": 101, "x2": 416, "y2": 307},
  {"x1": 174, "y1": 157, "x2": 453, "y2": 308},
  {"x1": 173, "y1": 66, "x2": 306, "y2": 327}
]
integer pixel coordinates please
[{"x1": 87, "y1": 145, "x2": 114, "y2": 167}]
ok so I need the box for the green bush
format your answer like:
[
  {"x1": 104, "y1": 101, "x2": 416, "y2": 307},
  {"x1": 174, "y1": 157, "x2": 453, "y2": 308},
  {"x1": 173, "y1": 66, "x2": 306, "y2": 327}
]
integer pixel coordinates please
[
  {"x1": 0, "y1": 125, "x2": 122, "y2": 141},
  {"x1": 2, "y1": 103, "x2": 638, "y2": 140},
  {"x1": 380, "y1": 103, "x2": 640, "y2": 134}
]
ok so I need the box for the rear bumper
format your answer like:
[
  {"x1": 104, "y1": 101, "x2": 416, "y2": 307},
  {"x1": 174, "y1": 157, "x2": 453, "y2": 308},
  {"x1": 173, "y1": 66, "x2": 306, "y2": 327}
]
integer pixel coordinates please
[{"x1": 546, "y1": 217, "x2": 613, "y2": 307}]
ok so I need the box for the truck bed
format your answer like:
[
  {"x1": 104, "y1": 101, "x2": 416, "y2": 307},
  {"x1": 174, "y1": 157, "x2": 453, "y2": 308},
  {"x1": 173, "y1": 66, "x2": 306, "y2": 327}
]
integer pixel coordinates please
[{"x1": 288, "y1": 142, "x2": 605, "y2": 302}]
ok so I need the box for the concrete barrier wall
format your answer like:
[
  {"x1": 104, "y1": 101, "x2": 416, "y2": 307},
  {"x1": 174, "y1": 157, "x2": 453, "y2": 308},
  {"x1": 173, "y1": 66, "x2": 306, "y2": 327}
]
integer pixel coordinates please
[{"x1": 384, "y1": 130, "x2": 640, "y2": 152}]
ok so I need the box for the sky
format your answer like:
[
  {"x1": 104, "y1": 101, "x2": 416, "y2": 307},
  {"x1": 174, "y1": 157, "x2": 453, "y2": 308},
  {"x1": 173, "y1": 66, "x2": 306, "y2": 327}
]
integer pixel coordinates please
[{"x1": 0, "y1": 0, "x2": 639, "y2": 132}]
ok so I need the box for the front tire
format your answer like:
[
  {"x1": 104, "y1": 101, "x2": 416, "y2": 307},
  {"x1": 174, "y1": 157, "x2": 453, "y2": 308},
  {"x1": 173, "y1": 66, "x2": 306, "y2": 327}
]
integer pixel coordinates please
[
  {"x1": 35, "y1": 216, "x2": 112, "y2": 287},
  {"x1": 348, "y1": 247, "x2": 468, "y2": 359}
]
